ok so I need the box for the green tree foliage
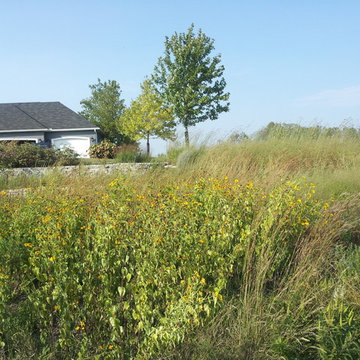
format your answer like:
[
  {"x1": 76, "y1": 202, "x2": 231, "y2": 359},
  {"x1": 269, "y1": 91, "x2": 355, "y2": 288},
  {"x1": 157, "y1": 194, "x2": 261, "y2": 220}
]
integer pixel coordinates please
[
  {"x1": 80, "y1": 79, "x2": 131, "y2": 144},
  {"x1": 119, "y1": 79, "x2": 176, "y2": 155},
  {"x1": 152, "y1": 24, "x2": 230, "y2": 146}
]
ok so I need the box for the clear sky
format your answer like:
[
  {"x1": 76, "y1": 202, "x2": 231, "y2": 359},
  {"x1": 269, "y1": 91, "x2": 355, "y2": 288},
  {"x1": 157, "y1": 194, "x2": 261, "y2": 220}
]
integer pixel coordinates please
[{"x1": 1, "y1": 0, "x2": 360, "y2": 154}]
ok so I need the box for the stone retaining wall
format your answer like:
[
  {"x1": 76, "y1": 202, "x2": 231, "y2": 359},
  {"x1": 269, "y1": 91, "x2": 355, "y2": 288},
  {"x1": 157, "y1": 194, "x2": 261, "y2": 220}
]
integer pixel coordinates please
[{"x1": 0, "y1": 163, "x2": 172, "y2": 178}]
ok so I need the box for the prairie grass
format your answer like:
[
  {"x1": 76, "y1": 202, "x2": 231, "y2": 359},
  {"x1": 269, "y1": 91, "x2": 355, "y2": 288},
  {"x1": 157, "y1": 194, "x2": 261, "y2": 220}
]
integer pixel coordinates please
[
  {"x1": 169, "y1": 128, "x2": 360, "y2": 198},
  {"x1": 161, "y1": 196, "x2": 360, "y2": 360},
  {"x1": 3, "y1": 122, "x2": 360, "y2": 197},
  {"x1": 1, "y1": 123, "x2": 360, "y2": 359}
]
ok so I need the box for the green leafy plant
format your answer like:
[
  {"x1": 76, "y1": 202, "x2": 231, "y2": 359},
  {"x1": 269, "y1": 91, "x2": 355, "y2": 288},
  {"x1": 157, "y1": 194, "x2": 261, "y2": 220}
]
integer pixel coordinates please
[
  {"x1": 0, "y1": 178, "x2": 336, "y2": 359},
  {"x1": 317, "y1": 300, "x2": 360, "y2": 359}
]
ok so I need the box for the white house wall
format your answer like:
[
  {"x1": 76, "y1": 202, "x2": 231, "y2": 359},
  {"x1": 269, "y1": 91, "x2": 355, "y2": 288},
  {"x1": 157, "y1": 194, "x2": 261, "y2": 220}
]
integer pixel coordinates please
[{"x1": 45, "y1": 130, "x2": 97, "y2": 157}]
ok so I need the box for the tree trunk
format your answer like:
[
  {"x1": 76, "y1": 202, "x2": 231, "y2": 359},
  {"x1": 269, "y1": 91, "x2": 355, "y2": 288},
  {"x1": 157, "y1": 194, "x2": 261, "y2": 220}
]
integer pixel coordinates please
[
  {"x1": 146, "y1": 132, "x2": 150, "y2": 156},
  {"x1": 184, "y1": 126, "x2": 189, "y2": 147}
]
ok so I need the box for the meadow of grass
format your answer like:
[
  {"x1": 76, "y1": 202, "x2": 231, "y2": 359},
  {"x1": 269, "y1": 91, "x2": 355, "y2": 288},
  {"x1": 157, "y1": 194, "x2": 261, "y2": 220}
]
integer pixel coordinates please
[
  {"x1": 171, "y1": 123, "x2": 360, "y2": 198},
  {"x1": 1, "y1": 123, "x2": 360, "y2": 359}
]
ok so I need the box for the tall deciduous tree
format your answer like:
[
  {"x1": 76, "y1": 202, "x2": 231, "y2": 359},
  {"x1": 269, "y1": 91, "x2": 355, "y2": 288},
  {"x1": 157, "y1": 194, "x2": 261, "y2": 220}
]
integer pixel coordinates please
[
  {"x1": 119, "y1": 79, "x2": 176, "y2": 155},
  {"x1": 80, "y1": 79, "x2": 131, "y2": 144},
  {"x1": 152, "y1": 24, "x2": 230, "y2": 146}
]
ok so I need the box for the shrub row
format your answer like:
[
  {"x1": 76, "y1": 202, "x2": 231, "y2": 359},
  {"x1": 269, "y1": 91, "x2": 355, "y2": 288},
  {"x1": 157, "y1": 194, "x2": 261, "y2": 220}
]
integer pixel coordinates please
[{"x1": 0, "y1": 142, "x2": 79, "y2": 168}]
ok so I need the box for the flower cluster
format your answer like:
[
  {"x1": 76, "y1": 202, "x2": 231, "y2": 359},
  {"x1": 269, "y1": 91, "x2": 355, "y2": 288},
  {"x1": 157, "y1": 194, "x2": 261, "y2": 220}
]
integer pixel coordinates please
[{"x1": 88, "y1": 140, "x2": 117, "y2": 158}]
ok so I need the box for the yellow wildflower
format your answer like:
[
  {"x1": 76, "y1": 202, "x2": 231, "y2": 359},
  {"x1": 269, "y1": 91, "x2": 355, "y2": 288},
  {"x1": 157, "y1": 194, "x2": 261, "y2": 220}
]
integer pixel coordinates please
[
  {"x1": 245, "y1": 182, "x2": 254, "y2": 189},
  {"x1": 108, "y1": 178, "x2": 119, "y2": 187},
  {"x1": 42, "y1": 215, "x2": 52, "y2": 223}
]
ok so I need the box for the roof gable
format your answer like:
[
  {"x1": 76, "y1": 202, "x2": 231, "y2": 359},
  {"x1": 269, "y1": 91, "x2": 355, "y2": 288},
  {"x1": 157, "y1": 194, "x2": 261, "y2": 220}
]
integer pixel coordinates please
[
  {"x1": 0, "y1": 103, "x2": 45, "y2": 131},
  {"x1": 0, "y1": 102, "x2": 98, "y2": 131}
]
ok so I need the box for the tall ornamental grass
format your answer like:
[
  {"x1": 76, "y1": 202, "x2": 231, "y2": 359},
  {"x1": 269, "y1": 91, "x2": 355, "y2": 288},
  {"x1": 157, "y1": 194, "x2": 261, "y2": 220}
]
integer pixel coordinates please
[
  {"x1": 169, "y1": 127, "x2": 360, "y2": 198},
  {"x1": 167, "y1": 195, "x2": 360, "y2": 360}
]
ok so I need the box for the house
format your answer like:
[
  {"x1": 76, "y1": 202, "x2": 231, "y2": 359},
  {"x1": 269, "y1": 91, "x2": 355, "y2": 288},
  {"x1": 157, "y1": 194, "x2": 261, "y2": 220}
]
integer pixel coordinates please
[{"x1": 0, "y1": 102, "x2": 99, "y2": 157}]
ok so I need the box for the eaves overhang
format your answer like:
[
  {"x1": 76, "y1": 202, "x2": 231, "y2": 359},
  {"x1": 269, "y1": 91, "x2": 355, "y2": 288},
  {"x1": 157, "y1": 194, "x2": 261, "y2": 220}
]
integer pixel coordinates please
[{"x1": 0, "y1": 127, "x2": 100, "y2": 133}]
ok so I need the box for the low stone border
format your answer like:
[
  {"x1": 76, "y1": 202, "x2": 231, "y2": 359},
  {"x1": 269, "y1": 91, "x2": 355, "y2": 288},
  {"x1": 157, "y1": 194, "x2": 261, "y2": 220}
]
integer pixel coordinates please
[{"x1": 0, "y1": 162, "x2": 174, "y2": 179}]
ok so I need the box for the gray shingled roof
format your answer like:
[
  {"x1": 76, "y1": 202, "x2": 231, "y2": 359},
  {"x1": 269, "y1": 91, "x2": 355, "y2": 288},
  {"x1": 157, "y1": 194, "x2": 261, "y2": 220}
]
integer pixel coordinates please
[{"x1": 0, "y1": 102, "x2": 98, "y2": 131}]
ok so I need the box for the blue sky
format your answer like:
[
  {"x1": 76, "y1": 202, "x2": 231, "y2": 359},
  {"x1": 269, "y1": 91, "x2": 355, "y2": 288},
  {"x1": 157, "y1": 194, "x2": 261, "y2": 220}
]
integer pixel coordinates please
[{"x1": 1, "y1": 0, "x2": 360, "y2": 154}]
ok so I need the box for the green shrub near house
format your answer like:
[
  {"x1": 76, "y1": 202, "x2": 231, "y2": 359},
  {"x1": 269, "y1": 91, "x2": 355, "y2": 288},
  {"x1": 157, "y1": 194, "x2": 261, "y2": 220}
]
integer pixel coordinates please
[
  {"x1": 0, "y1": 142, "x2": 79, "y2": 168},
  {"x1": 88, "y1": 141, "x2": 149, "y2": 163},
  {"x1": 88, "y1": 139, "x2": 117, "y2": 159}
]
